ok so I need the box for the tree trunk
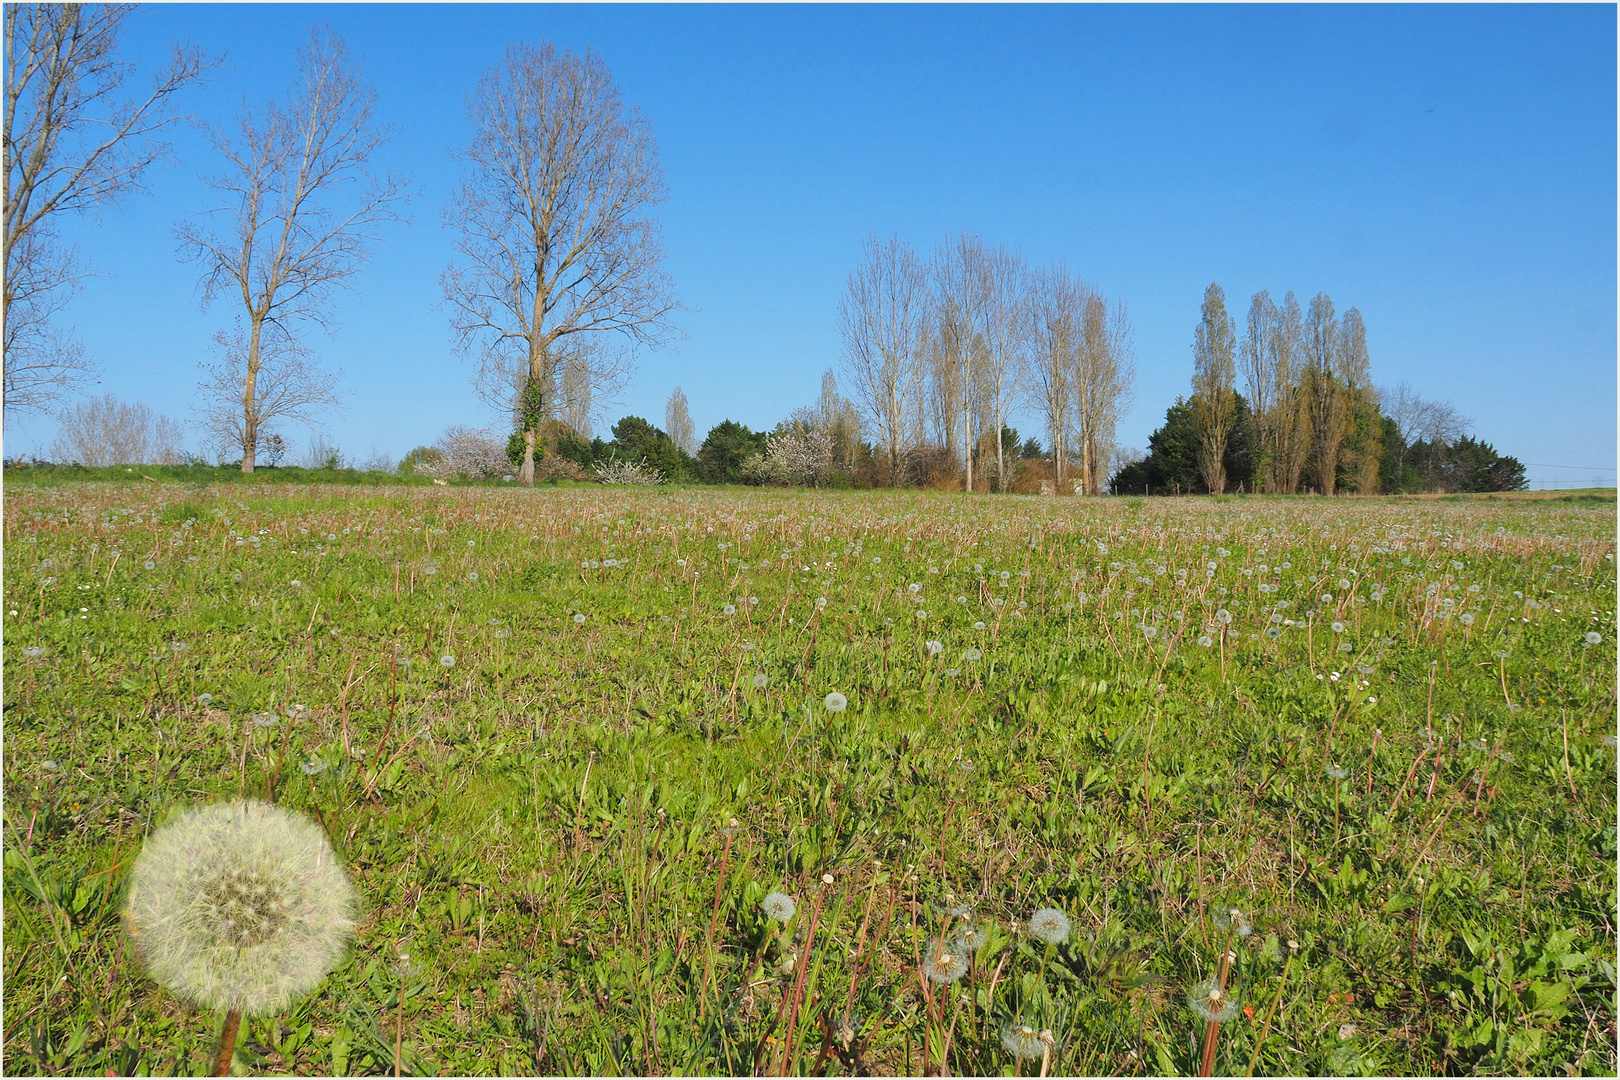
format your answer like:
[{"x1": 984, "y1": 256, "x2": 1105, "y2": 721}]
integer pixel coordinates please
[
  {"x1": 240, "y1": 317, "x2": 263, "y2": 473},
  {"x1": 520, "y1": 428, "x2": 536, "y2": 486}
]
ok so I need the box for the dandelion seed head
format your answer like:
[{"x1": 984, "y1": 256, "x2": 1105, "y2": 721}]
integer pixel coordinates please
[
  {"x1": 823, "y1": 691, "x2": 848, "y2": 713},
  {"x1": 439, "y1": 654, "x2": 456, "y2": 668},
  {"x1": 1001, "y1": 1022, "x2": 1045, "y2": 1060},
  {"x1": 1585, "y1": 631, "x2": 1602, "y2": 645},
  {"x1": 922, "y1": 937, "x2": 969, "y2": 983},
  {"x1": 1029, "y1": 906, "x2": 1071, "y2": 944},
  {"x1": 1188, "y1": 977, "x2": 1240, "y2": 1023},
  {"x1": 926, "y1": 640, "x2": 943, "y2": 656},
  {"x1": 1325, "y1": 763, "x2": 1349, "y2": 780},
  {"x1": 125, "y1": 800, "x2": 355, "y2": 1017},
  {"x1": 761, "y1": 891, "x2": 796, "y2": 922},
  {"x1": 963, "y1": 647, "x2": 982, "y2": 662},
  {"x1": 754, "y1": 673, "x2": 769, "y2": 689},
  {"x1": 573, "y1": 613, "x2": 587, "y2": 624}
]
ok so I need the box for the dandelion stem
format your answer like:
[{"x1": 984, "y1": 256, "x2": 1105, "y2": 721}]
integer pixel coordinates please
[
  {"x1": 211, "y1": 1010, "x2": 240, "y2": 1077},
  {"x1": 1243, "y1": 956, "x2": 1293, "y2": 1077},
  {"x1": 699, "y1": 825, "x2": 737, "y2": 1019},
  {"x1": 1197, "y1": 928, "x2": 1236, "y2": 1078}
]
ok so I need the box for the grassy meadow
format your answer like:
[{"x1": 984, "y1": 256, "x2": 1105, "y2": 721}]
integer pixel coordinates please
[{"x1": 2, "y1": 480, "x2": 1615, "y2": 1076}]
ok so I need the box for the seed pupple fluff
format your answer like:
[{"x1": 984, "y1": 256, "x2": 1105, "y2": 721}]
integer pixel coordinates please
[{"x1": 125, "y1": 799, "x2": 356, "y2": 1017}]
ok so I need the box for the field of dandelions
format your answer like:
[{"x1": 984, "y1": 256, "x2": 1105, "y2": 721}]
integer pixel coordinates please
[{"x1": 3, "y1": 481, "x2": 1615, "y2": 1077}]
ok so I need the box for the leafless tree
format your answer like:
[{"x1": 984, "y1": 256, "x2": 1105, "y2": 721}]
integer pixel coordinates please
[
  {"x1": 1272, "y1": 291, "x2": 1309, "y2": 493},
  {"x1": 302, "y1": 432, "x2": 343, "y2": 469},
  {"x1": 1026, "y1": 264, "x2": 1086, "y2": 491},
  {"x1": 49, "y1": 392, "x2": 182, "y2": 464},
  {"x1": 1379, "y1": 381, "x2": 1468, "y2": 446},
  {"x1": 816, "y1": 367, "x2": 862, "y2": 473},
  {"x1": 559, "y1": 348, "x2": 595, "y2": 438},
  {"x1": 178, "y1": 27, "x2": 407, "y2": 472},
  {"x1": 443, "y1": 42, "x2": 679, "y2": 486},
  {"x1": 921, "y1": 322, "x2": 962, "y2": 465},
  {"x1": 1073, "y1": 294, "x2": 1134, "y2": 495},
  {"x1": 195, "y1": 327, "x2": 339, "y2": 464},
  {"x1": 838, "y1": 234, "x2": 928, "y2": 483},
  {"x1": 931, "y1": 233, "x2": 989, "y2": 490},
  {"x1": 974, "y1": 242, "x2": 1030, "y2": 491},
  {"x1": 664, "y1": 385, "x2": 695, "y2": 455},
  {"x1": 1190, "y1": 282, "x2": 1237, "y2": 494},
  {"x1": 1239, "y1": 291, "x2": 1283, "y2": 491},
  {"x1": 4, "y1": 3, "x2": 211, "y2": 416}
]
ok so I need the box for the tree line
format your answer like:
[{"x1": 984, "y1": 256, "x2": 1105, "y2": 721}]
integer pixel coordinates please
[
  {"x1": 1112, "y1": 283, "x2": 1525, "y2": 496},
  {"x1": 7, "y1": 9, "x2": 1527, "y2": 495},
  {"x1": 836, "y1": 235, "x2": 1134, "y2": 493}
]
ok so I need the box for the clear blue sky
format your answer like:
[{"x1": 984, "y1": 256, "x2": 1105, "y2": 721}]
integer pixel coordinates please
[{"x1": 16, "y1": 3, "x2": 1617, "y2": 487}]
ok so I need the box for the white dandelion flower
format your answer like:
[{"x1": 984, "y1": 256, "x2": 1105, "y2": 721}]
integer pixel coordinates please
[
  {"x1": 926, "y1": 640, "x2": 944, "y2": 656},
  {"x1": 753, "y1": 673, "x2": 769, "y2": 689},
  {"x1": 823, "y1": 692, "x2": 848, "y2": 713},
  {"x1": 761, "y1": 891, "x2": 796, "y2": 922},
  {"x1": 439, "y1": 654, "x2": 455, "y2": 668},
  {"x1": 125, "y1": 800, "x2": 355, "y2": 1017},
  {"x1": 963, "y1": 647, "x2": 982, "y2": 662}
]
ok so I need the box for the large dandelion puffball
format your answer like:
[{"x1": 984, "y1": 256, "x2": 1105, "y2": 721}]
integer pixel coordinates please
[
  {"x1": 126, "y1": 800, "x2": 355, "y2": 1016},
  {"x1": 1029, "y1": 906, "x2": 1071, "y2": 944}
]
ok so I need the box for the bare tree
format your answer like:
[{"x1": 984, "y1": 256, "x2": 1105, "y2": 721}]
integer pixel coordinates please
[
  {"x1": 49, "y1": 392, "x2": 182, "y2": 464},
  {"x1": 931, "y1": 233, "x2": 989, "y2": 490},
  {"x1": 1073, "y1": 294, "x2": 1134, "y2": 495},
  {"x1": 1027, "y1": 264, "x2": 1086, "y2": 491},
  {"x1": 178, "y1": 27, "x2": 407, "y2": 472},
  {"x1": 974, "y1": 243, "x2": 1030, "y2": 491},
  {"x1": 559, "y1": 356, "x2": 595, "y2": 438},
  {"x1": 1272, "y1": 291, "x2": 1309, "y2": 493},
  {"x1": 443, "y1": 42, "x2": 678, "y2": 486},
  {"x1": 838, "y1": 234, "x2": 928, "y2": 483},
  {"x1": 1190, "y1": 282, "x2": 1238, "y2": 494},
  {"x1": 816, "y1": 367, "x2": 861, "y2": 472},
  {"x1": 1239, "y1": 290, "x2": 1280, "y2": 490},
  {"x1": 921, "y1": 320, "x2": 962, "y2": 464},
  {"x1": 4, "y1": 3, "x2": 210, "y2": 416},
  {"x1": 664, "y1": 385, "x2": 694, "y2": 455},
  {"x1": 1379, "y1": 381, "x2": 1468, "y2": 446},
  {"x1": 195, "y1": 328, "x2": 339, "y2": 463}
]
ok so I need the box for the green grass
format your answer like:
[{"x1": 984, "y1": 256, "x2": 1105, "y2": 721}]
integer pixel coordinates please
[{"x1": 4, "y1": 483, "x2": 1615, "y2": 1076}]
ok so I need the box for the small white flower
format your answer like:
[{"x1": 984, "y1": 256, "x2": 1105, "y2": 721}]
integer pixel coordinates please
[{"x1": 823, "y1": 692, "x2": 848, "y2": 713}]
